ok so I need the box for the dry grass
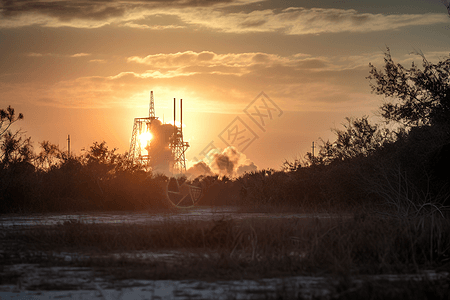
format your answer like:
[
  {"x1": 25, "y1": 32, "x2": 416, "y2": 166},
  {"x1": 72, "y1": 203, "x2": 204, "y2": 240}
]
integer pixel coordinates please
[
  {"x1": 1, "y1": 209, "x2": 449, "y2": 299},
  {"x1": 2, "y1": 212, "x2": 449, "y2": 281}
]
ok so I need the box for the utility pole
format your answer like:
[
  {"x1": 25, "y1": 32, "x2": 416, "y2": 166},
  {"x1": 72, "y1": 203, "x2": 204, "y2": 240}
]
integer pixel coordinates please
[
  {"x1": 312, "y1": 141, "x2": 315, "y2": 157},
  {"x1": 67, "y1": 135, "x2": 71, "y2": 157}
]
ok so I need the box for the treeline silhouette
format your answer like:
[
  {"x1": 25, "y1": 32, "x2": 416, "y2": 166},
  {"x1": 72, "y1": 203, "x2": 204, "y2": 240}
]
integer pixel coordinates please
[
  {"x1": 239, "y1": 49, "x2": 450, "y2": 212},
  {"x1": 1, "y1": 48, "x2": 449, "y2": 213},
  {"x1": 0, "y1": 131, "x2": 170, "y2": 212}
]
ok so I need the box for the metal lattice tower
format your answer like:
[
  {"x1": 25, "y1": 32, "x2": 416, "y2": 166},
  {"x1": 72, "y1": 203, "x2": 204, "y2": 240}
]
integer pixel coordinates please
[
  {"x1": 171, "y1": 98, "x2": 189, "y2": 174},
  {"x1": 172, "y1": 133, "x2": 189, "y2": 173},
  {"x1": 149, "y1": 91, "x2": 155, "y2": 119},
  {"x1": 128, "y1": 93, "x2": 189, "y2": 175},
  {"x1": 128, "y1": 91, "x2": 158, "y2": 166}
]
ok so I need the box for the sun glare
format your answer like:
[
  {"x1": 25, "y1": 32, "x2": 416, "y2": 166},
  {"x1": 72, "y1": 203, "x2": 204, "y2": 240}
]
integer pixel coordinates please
[{"x1": 139, "y1": 131, "x2": 153, "y2": 145}]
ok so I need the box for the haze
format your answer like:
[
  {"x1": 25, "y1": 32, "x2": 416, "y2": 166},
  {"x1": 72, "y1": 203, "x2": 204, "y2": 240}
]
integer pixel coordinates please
[{"x1": 1, "y1": 0, "x2": 449, "y2": 170}]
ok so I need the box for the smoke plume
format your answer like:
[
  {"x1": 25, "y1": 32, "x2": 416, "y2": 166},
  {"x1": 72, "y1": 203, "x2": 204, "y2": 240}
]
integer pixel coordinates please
[
  {"x1": 187, "y1": 146, "x2": 257, "y2": 178},
  {"x1": 145, "y1": 119, "x2": 176, "y2": 175}
]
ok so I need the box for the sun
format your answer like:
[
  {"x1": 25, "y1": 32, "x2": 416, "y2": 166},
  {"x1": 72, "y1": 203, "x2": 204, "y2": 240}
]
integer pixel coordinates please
[{"x1": 139, "y1": 131, "x2": 153, "y2": 146}]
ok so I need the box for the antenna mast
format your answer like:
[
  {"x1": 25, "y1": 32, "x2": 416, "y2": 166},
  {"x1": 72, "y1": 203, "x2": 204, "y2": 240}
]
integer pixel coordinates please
[{"x1": 149, "y1": 91, "x2": 155, "y2": 119}]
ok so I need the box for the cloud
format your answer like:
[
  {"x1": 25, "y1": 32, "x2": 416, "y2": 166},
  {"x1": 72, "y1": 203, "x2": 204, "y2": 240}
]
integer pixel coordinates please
[
  {"x1": 128, "y1": 51, "x2": 295, "y2": 69},
  {"x1": 25, "y1": 52, "x2": 92, "y2": 58},
  {"x1": 0, "y1": 0, "x2": 242, "y2": 21},
  {"x1": 0, "y1": 0, "x2": 125, "y2": 20},
  {"x1": 120, "y1": 22, "x2": 185, "y2": 30},
  {"x1": 0, "y1": 0, "x2": 261, "y2": 28},
  {"x1": 26, "y1": 52, "x2": 43, "y2": 57},
  {"x1": 89, "y1": 59, "x2": 106, "y2": 63},
  {"x1": 178, "y1": 7, "x2": 448, "y2": 34},
  {"x1": 0, "y1": 1, "x2": 446, "y2": 33},
  {"x1": 8, "y1": 49, "x2": 441, "y2": 116},
  {"x1": 70, "y1": 53, "x2": 90, "y2": 58},
  {"x1": 4, "y1": 50, "x2": 379, "y2": 111},
  {"x1": 127, "y1": 50, "x2": 336, "y2": 78},
  {"x1": 108, "y1": 70, "x2": 198, "y2": 79}
]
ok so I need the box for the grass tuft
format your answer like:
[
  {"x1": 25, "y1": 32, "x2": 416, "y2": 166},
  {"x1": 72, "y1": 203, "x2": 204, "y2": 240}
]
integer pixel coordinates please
[{"x1": 2, "y1": 213, "x2": 449, "y2": 281}]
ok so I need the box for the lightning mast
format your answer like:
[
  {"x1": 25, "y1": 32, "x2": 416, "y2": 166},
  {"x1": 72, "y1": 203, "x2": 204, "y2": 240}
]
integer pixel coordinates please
[{"x1": 171, "y1": 98, "x2": 189, "y2": 174}]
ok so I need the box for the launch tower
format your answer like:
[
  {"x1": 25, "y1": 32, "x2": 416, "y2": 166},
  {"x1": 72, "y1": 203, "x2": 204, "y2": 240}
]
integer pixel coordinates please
[{"x1": 128, "y1": 91, "x2": 189, "y2": 174}]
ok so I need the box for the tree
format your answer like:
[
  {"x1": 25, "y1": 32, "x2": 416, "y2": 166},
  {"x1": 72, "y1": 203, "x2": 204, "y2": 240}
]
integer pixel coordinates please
[
  {"x1": 304, "y1": 116, "x2": 397, "y2": 166},
  {"x1": 0, "y1": 106, "x2": 23, "y2": 137},
  {"x1": 368, "y1": 48, "x2": 450, "y2": 127},
  {"x1": 84, "y1": 141, "x2": 118, "y2": 165},
  {"x1": 35, "y1": 141, "x2": 66, "y2": 171},
  {"x1": 0, "y1": 131, "x2": 33, "y2": 167},
  {"x1": 0, "y1": 106, "x2": 32, "y2": 167}
]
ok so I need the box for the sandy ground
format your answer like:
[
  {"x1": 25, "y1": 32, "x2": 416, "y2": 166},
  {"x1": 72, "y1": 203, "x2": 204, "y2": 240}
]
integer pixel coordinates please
[
  {"x1": 0, "y1": 207, "x2": 343, "y2": 227},
  {"x1": 0, "y1": 263, "x2": 446, "y2": 300},
  {"x1": 0, "y1": 262, "x2": 330, "y2": 299}
]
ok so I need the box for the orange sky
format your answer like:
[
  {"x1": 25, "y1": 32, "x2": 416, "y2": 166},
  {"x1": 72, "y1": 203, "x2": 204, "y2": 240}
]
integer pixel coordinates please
[{"x1": 1, "y1": 0, "x2": 449, "y2": 170}]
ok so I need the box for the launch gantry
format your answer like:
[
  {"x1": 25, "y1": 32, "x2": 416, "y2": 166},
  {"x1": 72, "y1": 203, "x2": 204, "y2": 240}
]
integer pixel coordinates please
[{"x1": 128, "y1": 91, "x2": 189, "y2": 174}]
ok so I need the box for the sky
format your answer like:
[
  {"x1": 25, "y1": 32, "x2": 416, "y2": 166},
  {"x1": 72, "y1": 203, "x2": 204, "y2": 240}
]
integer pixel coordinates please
[{"x1": 0, "y1": 0, "x2": 449, "y2": 172}]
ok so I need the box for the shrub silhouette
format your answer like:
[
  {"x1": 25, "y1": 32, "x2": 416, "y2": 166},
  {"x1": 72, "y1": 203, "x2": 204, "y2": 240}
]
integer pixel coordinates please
[{"x1": 1, "y1": 49, "x2": 450, "y2": 213}]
